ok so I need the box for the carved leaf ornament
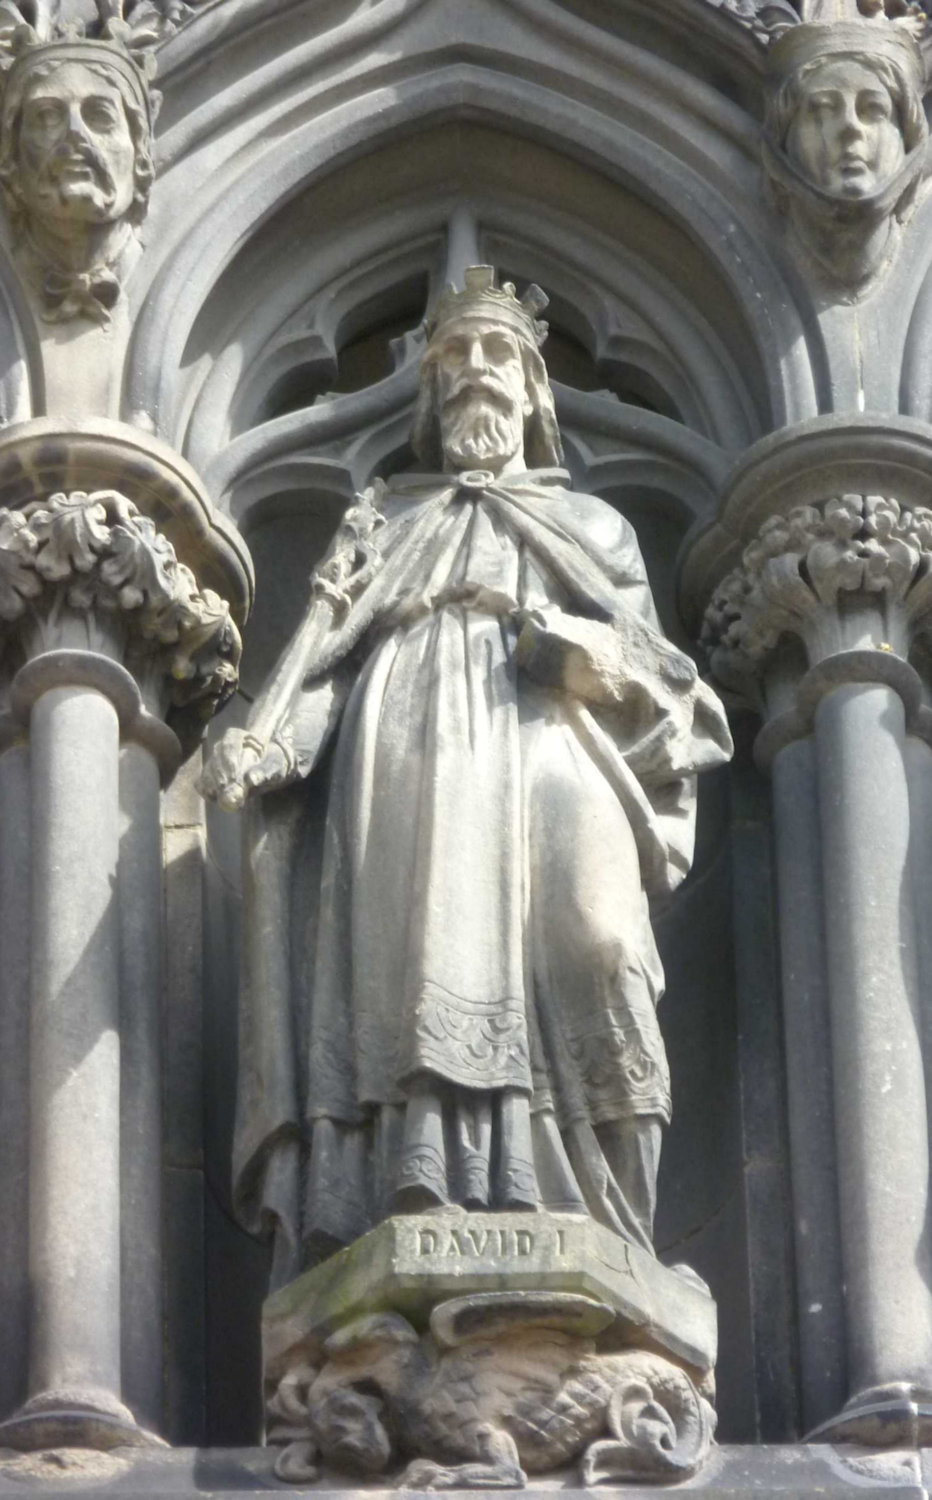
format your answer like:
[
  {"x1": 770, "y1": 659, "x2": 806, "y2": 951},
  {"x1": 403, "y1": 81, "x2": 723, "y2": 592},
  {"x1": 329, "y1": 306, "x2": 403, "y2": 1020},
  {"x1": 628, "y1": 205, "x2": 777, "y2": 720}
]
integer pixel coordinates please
[
  {"x1": 0, "y1": 488, "x2": 241, "y2": 713},
  {"x1": 702, "y1": 494, "x2": 932, "y2": 684}
]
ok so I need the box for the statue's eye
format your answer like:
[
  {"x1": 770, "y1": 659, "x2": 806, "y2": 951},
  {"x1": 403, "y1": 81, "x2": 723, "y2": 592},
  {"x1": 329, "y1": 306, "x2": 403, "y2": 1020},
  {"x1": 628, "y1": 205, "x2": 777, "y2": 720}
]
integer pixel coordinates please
[
  {"x1": 24, "y1": 102, "x2": 63, "y2": 130},
  {"x1": 484, "y1": 336, "x2": 516, "y2": 364},
  {"x1": 83, "y1": 100, "x2": 119, "y2": 130},
  {"x1": 858, "y1": 95, "x2": 892, "y2": 122}
]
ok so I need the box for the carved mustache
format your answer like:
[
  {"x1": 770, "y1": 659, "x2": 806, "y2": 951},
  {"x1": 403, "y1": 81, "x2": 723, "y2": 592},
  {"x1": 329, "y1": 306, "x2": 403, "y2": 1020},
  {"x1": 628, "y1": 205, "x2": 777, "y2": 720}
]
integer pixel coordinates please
[
  {"x1": 42, "y1": 142, "x2": 115, "y2": 193},
  {"x1": 442, "y1": 378, "x2": 516, "y2": 414}
]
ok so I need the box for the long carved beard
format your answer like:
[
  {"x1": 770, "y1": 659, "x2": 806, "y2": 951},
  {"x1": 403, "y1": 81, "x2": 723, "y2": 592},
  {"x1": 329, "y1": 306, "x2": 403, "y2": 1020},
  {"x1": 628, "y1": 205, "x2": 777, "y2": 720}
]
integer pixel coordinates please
[{"x1": 441, "y1": 396, "x2": 524, "y2": 470}]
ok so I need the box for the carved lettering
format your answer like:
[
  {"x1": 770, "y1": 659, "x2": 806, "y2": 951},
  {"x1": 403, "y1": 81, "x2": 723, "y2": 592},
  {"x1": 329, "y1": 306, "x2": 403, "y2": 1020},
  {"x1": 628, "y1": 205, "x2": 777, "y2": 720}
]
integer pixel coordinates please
[{"x1": 415, "y1": 1223, "x2": 553, "y2": 1259}]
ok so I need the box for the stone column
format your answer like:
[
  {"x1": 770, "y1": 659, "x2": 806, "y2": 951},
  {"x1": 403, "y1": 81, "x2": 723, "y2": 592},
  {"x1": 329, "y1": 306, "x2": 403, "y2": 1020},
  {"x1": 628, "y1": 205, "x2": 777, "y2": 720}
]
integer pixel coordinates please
[
  {"x1": 15, "y1": 650, "x2": 132, "y2": 1444},
  {"x1": 0, "y1": 715, "x2": 31, "y2": 1424},
  {"x1": 703, "y1": 492, "x2": 932, "y2": 1443},
  {"x1": 119, "y1": 735, "x2": 171, "y2": 1433},
  {"x1": 765, "y1": 710, "x2": 847, "y2": 1432},
  {"x1": 0, "y1": 430, "x2": 251, "y2": 1450}
]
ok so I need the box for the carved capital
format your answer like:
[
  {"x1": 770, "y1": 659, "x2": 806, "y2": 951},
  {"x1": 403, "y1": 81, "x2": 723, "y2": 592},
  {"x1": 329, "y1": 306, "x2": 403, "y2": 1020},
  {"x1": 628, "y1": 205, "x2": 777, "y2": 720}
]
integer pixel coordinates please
[
  {"x1": 0, "y1": 488, "x2": 240, "y2": 735},
  {"x1": 702, "y1": 494, "x2": 932, "y2": 692}
]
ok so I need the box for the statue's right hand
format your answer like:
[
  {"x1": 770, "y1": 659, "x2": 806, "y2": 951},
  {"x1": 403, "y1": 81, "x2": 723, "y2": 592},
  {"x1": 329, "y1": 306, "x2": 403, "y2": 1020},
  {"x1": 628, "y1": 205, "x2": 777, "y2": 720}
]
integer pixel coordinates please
[{"x1": 199, "y1": 728, "x2": 265, "y2": 811}]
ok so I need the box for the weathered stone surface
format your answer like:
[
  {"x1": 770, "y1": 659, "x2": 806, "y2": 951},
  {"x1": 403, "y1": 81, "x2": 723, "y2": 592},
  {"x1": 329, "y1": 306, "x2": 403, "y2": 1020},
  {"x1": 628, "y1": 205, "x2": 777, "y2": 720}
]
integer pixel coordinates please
[
  {"x1": 266, "y1": 1293, "x2": 715, "y2": 1489},
  {"x1": 0, "y1": 5, "x2": 158, "y2": 326},
  {"x1": 0, "y1": 1442, "x2": 928, "y2": 1498},
  {"x1": 263, "y1": 1211, "x2": 718, "y2": 1386},
  {"x1": 202, "y1": 272, "x2": 731, "y2": 1341}
]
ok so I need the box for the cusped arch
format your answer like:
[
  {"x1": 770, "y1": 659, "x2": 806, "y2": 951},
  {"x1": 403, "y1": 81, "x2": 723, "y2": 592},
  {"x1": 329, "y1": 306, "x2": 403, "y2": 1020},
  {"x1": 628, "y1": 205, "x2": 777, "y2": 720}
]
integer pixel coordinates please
[{"x1": 127, "y1": 58, "x2": 823, "y2": 448}]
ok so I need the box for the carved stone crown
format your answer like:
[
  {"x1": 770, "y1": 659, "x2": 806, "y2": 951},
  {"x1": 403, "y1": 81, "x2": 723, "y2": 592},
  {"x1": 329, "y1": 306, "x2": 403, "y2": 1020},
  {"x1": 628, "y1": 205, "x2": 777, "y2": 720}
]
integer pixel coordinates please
[
  {"x1": 426, "y1": 265, "x2": 550, "y2": 349},
  {"x1": 767, "y1": 15, "x2": 927, "y2": 90},
  {"x1": 722, "y1": 0, "x2": 928, "y2": 49},
  {"x1": 795, "y1": 0, "x2": 927, "y2": 30},
  {"x1": 0, "y1": 1, "x2": 166, "y2": 117}
]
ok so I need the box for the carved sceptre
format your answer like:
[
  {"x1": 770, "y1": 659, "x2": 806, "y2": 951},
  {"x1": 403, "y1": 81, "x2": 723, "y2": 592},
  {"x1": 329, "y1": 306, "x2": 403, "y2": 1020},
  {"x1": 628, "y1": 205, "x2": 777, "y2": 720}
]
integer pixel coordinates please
[{"x1": 207, "y1": 484, "x2": 386, "y2": 809}]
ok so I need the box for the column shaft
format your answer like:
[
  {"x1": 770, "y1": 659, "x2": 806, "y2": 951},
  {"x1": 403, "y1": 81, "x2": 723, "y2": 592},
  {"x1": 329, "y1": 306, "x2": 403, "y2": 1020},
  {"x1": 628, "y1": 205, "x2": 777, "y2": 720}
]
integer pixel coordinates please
[
  {"x1": 815, "y1": 683, "x2": 932, "y2": 1399},
  {"x1": 119, "y1": 744, "x2": 164, "y2": 1431},
  {"x1": 29, "y1": 684, "x2": 122, "y2": 1401},
  {"x1": 771, "y1": 734, "x2": 847, "y2": 1431},
  {"x1": 0, "y1": 742, "x2": 31, "y2": 1418},
  {"x1": 906, "y1": 735, "x2": 932, "y2": 1158}
]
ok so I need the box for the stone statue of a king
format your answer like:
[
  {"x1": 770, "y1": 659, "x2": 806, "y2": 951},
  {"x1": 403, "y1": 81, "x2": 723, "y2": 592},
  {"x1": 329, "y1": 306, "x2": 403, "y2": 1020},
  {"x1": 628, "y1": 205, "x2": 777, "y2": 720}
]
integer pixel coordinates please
[{"x1": 203, "y1": 268, "x2": 733, "y2": 1293}]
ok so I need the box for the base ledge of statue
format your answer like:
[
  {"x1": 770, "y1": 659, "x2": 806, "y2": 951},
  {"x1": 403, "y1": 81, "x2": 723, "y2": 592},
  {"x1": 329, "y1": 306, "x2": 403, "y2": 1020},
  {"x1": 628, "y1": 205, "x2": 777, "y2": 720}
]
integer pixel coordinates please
[
  {"x1": 0, "y1": 1444, "x2": 931, "y2": 1495},
  {"x1": 262, "y1": 1209, "x2": 718, "y2": 1382}
]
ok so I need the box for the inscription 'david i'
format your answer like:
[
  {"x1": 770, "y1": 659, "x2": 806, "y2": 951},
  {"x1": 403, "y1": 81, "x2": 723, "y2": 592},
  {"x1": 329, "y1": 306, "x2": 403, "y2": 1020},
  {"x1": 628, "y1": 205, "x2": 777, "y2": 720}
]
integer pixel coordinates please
[{"x1": 416, "y1": 1226, "x2": 569, "y2": 1258}]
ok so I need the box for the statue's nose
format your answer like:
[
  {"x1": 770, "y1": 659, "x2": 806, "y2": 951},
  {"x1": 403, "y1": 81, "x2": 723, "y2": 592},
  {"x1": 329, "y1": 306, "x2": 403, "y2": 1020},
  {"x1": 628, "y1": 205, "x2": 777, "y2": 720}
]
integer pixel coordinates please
[
  {"x1": 63, "y1": 103, "x2": 90, "y2": 143},
  {"x1": 464, "y1": 337, "x2": 486, "y2": 372},
  {"x1": 838, "y1": 100, "x2": 866, "y2": 142}
]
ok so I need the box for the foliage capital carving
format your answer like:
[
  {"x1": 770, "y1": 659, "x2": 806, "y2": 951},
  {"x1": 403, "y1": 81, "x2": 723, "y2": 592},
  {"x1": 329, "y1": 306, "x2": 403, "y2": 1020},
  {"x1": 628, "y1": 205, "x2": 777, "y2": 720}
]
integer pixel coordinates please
[
  {"x1": 701, "y1": 493, "x2": 932, "y2": 690},
  {"x1": 0, "y1": 486, "x2": 241, "y2": 733}
]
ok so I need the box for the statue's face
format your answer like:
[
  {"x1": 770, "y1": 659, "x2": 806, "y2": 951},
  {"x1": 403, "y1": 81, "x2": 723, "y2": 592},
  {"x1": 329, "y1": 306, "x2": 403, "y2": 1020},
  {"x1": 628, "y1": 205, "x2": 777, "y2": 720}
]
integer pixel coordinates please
[
  {"x1": 16, "y1": 61, "x2": 137, "y2": 229},
  {"x1": 786, "y1": 58, "x2": 905, "y2": 199},
  {"x1": 433, "y1": 318, "x2": 532, "y2": 472},
  {"x1": 312, "y1": 1388, "x2": 392, "y2": 1475}
]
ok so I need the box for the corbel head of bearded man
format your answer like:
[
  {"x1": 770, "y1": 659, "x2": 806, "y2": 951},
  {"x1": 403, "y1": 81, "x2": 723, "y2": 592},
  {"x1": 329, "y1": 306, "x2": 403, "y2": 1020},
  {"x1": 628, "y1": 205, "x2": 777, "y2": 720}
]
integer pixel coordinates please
[
  {"x1": 411, "y1": 266, "x2": 564, "y2": 477},
  {"x1": 0, "y1": 35, "x2": 154, "y2": 321}
]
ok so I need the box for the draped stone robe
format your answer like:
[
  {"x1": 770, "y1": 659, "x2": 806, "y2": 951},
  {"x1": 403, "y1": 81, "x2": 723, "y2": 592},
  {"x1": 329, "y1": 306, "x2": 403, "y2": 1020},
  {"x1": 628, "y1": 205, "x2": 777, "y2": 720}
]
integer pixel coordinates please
[{"x1": 232, "y1": 469, "x2": 732, "y2": 1288}]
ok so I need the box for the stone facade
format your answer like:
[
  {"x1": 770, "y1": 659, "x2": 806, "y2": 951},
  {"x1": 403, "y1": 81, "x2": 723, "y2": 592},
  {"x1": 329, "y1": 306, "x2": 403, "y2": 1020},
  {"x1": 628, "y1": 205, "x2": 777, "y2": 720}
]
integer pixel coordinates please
[{"x1": 0, "y1": 0, "x2": 929, "y2": 1495}]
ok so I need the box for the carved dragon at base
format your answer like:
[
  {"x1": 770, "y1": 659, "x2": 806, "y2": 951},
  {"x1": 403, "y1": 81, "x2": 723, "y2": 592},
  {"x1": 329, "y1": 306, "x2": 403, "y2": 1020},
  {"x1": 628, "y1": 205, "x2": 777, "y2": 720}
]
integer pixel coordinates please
[{"x1": 267, "y1": 1293, "x2": 716, "y2": 1490}]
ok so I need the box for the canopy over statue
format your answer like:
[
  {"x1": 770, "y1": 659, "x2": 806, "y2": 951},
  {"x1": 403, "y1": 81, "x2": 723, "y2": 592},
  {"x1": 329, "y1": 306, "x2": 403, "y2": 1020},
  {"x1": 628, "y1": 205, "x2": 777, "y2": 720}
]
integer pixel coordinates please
[{"x1": 203, "y1": 267, "x2": 733, "y2": 1291}]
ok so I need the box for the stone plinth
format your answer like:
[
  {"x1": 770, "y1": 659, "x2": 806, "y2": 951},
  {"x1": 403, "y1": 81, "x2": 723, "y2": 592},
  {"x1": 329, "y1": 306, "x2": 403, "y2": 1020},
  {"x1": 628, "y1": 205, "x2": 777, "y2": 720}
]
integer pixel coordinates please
[
  {"x1": 264, "y1": 1210, "x2": 717, "y2": 1383},
  {"x1": 263, "y1": 1213, "x2": 718, "y2": 1489}
]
